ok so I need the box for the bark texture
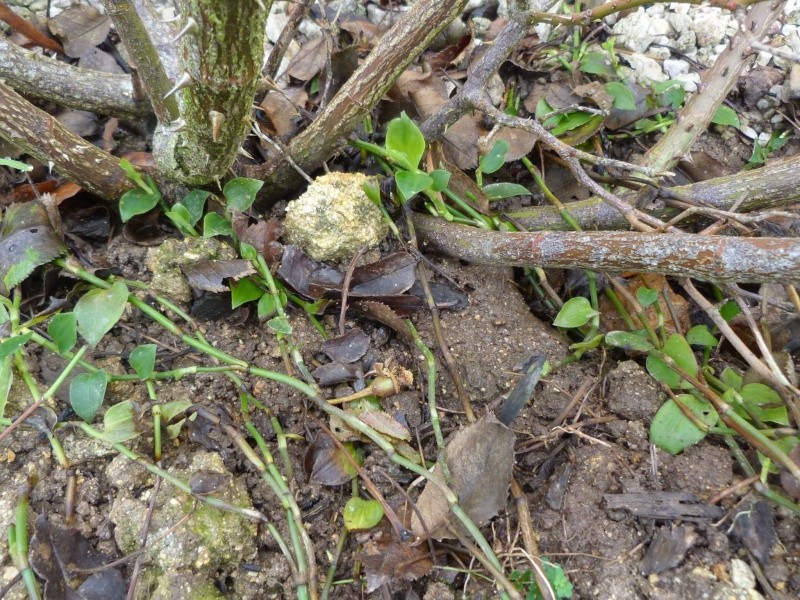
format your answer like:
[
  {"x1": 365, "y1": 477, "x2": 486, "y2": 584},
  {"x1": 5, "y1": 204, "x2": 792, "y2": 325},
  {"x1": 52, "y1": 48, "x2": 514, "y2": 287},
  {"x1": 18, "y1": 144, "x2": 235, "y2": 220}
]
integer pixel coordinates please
[{"x1": 413, "y1": 214, "x2": 800, "y2": 283}]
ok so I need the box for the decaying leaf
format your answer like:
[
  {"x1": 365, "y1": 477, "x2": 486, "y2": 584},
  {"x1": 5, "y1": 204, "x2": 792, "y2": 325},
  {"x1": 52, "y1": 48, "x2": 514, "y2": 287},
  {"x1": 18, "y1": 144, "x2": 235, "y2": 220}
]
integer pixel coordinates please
[
  {"x1": 48, "y1": 5, "x2": 111, "y2": 58},
  {"x1": 357, "y1": 509, "x2": 434, "y2": 592},
  {"x1": 286, "y1": 35, "x2": 329, "y2": 81},
  {"x1": 599, "y1": 274, "x2": 690, "y2": 335},
  {"x1": 411, "y1": 413, "x2": 515, "y2": 539},
  {"x1": 182, "y1": 259, "x2": 256, "y2": 293},
  {"x1": 231, "y1": 214, "x2": 283, "y2": 266},
  {"x1": 278, "y1": 245, "x2": 343, "y2": 298},
  {"x1": 30, "y1": 514, "x2": 125, "y2": 600},
  {"x1": 304, "y1": 433, "x2": 361, "y2": 486},
  {"x1": 312, "y1": 360, "x2": 362, "y2": 386},
  {"x1": 259, "y1": 88, "x2": 308, "y2": 138},
  {"x1": 0, "y1": 199, "x2": 66, "y2": 294},
  {"x1": 321, "y1": 328, "x2": 371, "y2": 363},
  {"x1": 356, "y1": 408, "x2": 411, "y2": 441}
]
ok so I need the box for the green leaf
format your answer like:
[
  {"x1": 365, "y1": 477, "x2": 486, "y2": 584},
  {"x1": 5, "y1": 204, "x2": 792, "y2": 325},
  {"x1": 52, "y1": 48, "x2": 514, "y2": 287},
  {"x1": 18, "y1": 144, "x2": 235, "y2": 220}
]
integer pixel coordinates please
[
  {"x1": 223, "y1": 178, "x2": 263, "y2": 212},
  {"x1": 0, "y1": 157, "x2": 32, "y2": 172},
  {"x1": 267, "y1": 315, "x2": 292, "y2": 335},
  {"x1": 686, "y1": 325, "x2": 718, "y2": 348},
  {"x1": 99, "y1": 400, "x2": 139, "y2": 442},
  {"x1": 635, "y1": 287, "x2": 658, "y2": 307},
  {"x1": 579, "y1": 50, "x2": 613, "y2": 77},
  {"x1": 48, "y1": 313, "x2": 77, "y2": 355},
  {"x1": 479, "y1": 140, "x2": 509, "y2": 174},
  {"x1": 719, "y1": 300, "x2": 740, "y2": 322},
  {"x1": 646, "y1": 334, "x2": 697, "y2": 390},
  {"x1": 740, "y1": 383, "x2": 789, "y2": 425},
  {"x1": 118, "y1": 158, "x2": 150, "y2": 191},
  {"x1": 604, "y1": 81, "x2": 636, "y2": 110},
  {"x1": 119, "y1": 188, "x2": 160, "y2": 222},
  {"x1": 604, "y1": 330, "x2": 654, "y2": 352},
  {"x1": 181, "y1": 190, "x2": 211, "y2": 225},
  {"x1": 395, "y1": 171, "x2": 433, "y2": 200},
  {"x1": 202, "y1": 212, "x2": 234, "y2": 237},
  {"x1": 75, "y1": 281, "x2": 129, "y2": 347},
  {"x1": 482, "y1": 182, "x2": 531, "y2": 200},
  {"x1": 0, "y1": 355, "x2": 12, "y2": 419},
  {"x1": 385, "y1": 112, "x2": 425, "y2": 169},
  {"x1": 238, "y1": 242, "x2": 258, "y2": 261},
  {"x1": 257, "y1": 293, "x2": 277, "y2": 320},
  {"x1": 164, "y1": 205, "x2": 197, "y2": 236},
  {"x1": 652, "y1": 80, "x2": 685, "y2": 109},
  {"x1": 70, "y1": 370, "x2": 108, "y2": 422},
  {"x1": 343, "y1": 497, "x2": 384, "y2": 531},
  {"x1": 0, "y1": 332, "x2": 33, "y2": 360},
  {"x1": 129, "y1": 344, "x2": 156, "y2": 379},
  {"x1": 230, "y1": 277, "x2": 263, "y2": 309},
  {"x1": 553, "y1": 297, "x2": 597, "y2": 328},
  {"x1": 711, "y1": 105, "x2": 740, "y2": 128},
  {"x1": 550, "y1": 111, "x2": 595, "y2": 136},
  {"x1": 428, "y1": 169, "x2": 451, "y2": 192},
  {"x1": 650, "y1": 394, "x2": 717, "y2": 454},
  {"x1": 543, "y1": 561, "x2": 573, "y2": 600},
  {"x1": 720, "y1": 367, "x2": 742, "y2": 391},
  {"x1": 535, "y1": 98, "x2": 554, "y2": 121}
]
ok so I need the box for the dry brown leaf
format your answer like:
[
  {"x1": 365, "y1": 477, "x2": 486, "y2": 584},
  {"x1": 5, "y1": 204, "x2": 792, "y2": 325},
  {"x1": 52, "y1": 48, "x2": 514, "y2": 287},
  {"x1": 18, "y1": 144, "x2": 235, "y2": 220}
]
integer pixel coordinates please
[
  {"x1": 286, "y1": 35, "x2": 328, "y2": 81},
  {"x1": 490, "y1": 127, "x2": 537, "y2": 163},
  {"x1": 599, "y1": 273, "x2": 691, "y2": 335},
  {"x1": 260, "y1": 88, "x2": 308, "y2": 137},
  {"x1": 48, "y1": 5, "x2": 110, "y2": 58},
  {"x1": 410, "y1": 413, "x2": 515, "y2": 539}
]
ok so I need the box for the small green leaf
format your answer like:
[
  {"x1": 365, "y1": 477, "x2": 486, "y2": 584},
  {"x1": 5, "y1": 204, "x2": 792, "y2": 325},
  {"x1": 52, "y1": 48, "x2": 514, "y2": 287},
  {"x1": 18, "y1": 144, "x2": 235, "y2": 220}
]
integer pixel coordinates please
[
  {"x1": 482, "y1": 182, "x2": 531, "y2": 200},
  {"x1": 604, "y1": 81, "x2": 636, "y2": 110},
  {"x1": 535, "y1": 98, "x2": 554, "y2": 121},
  {"x1": 202, "y1": 212, "x2": 234, "y2": 237},
  {"x1": 579, "y1": 50, "x2": 613, "y2": 77},
  {"x1": 395, "y1": 171, "x2": 433, "y2": 200},
  {"x1": 385, "y1": 112, "x2": 425, "y2": 169},
  {"x1": 118, "y1": 158, "x2": 150, "y2": 191},
  {"x1": 740, "y1": 383, "x2": 789, "y2": 425},
  {"x1": 119, "y1": 188, "x2": 160, "y2": 222},
  {"x1": 48, "y1": 313, "x2": 77, "y2": 354},
  {"x1": 650, "y1": 394, "x2": 717, "y2": 454},
  {"x1": 0, "y1": 355, "x2": 12, "y2": 419},
  {"x1": 652, "y1": 80, "x2": 685, "y2": 109},
  {"x1": 479, "y1": 140, "x2": 509, "y2": 174},
  {"x1": 223, "y1": 178, "x2": 263, "y2": 212},
  {"x1": 0, "y1": 332, "x2": 33, "y2": 360},
  {"x1": 647, "y1": 333, "x2": 697, "y2": 389},
  {"x1": 711, "y1": 105, "x2": 740, "y2": 128},
  {"x1": 553, "y1": 297, "x2": 597, "y2": 328},
  {"x1": 257, "y1": 293, "x2": 277, "y2": 320},
  {"x1": 719, "y1": 300, "x2": 740, "y2": 322},
  {"x1": 635, "y1": 287, "x2": 658, "y2": 308},
  {"x1": 720, "y1": 367, "x2": 742, "y2": 391},
  {"x1": 550, "y1": 111, "x2": 595, "y2": 136},
  {"x1": 75, "y1": 282, "x2": 129, "y2": 347},
  {"x1": 267, "y1": 316, "x2": 292, "y2": 335},
  {"x1": 238, "y1": 242, "x2": 258, "y2": 261},
  {"x1": 428, "y1": 169, "x2": 451, "y2": 192},
  {"x1": 0, "y1": 157, "x2": 32, "y2": 172},
  {"x1": 231, "y1": 277, "x2": 263, "y2": 309},
  {"x1": 129, "y1": 344, "x2": 156, "y2": 379},
  {"x1": 343, "y1": 497, "x2": 384, "y2": 531},
  {"x1": 70, "y1": 371, "x2": 108, "y2": 422},
  {"x1": 604, "y1": 330, "x2": 654, "y2": 352},
  {"x1": 686, "y1": 325, "x2": 719, "y2": 348},
  {"x1": 181, "y1": 190, "x2": 211, "y2": 225},
  {"x1": 100, "y1": 400, "x2": 139, "y2": 442},
  {"x1": 164, "y1": 204, "x2": 196, "y2": 235}
]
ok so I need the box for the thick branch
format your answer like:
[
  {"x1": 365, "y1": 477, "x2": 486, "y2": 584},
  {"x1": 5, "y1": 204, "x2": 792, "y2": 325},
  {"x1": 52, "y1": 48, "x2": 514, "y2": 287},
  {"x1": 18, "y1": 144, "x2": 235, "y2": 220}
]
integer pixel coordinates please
[
  {"x1": 506, "y1": 154, "x2": 800, "y2": 231},
  {"x1": 0, "y1": 82, "x2": 132, "y2": 201},
  {"x1": 0, "y1": 36, "x2": 152, "y2": 120},
  {"x1": 251, "y1": 0, "x2": 469, "y2": 200},
  {"x1": 413, "y1": 214, "x2": 800, "y2": 284}
]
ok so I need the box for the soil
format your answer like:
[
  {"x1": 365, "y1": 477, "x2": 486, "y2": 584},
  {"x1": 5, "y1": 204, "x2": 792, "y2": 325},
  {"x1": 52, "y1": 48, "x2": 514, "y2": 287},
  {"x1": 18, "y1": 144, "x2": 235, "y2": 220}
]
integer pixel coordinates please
[{"x1": 1, "y1": 197, "x2": 798, "y2": 599}]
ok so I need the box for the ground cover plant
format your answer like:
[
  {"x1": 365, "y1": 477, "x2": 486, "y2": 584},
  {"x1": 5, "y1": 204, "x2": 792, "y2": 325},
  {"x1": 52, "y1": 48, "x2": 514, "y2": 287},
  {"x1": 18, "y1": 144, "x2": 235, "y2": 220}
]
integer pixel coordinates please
[{"x1": 1, "y1": 0, "x2": 799, "y2": 598}]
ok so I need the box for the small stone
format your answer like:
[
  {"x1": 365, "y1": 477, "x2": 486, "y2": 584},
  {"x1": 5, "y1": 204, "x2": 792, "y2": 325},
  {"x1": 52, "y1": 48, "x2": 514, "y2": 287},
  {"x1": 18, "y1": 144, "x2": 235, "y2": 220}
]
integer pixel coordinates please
[
  {"x1": 693, "y1": 13, "x2": 731, "y2": 47},
  {"x1": 730, "y1": 559, "x2": 757, "y2": 591},
  {"x1": 675, "y1": 72, "x2": 701, "y2": 93},
  {"x1": 625, "y1": 53, "x2": 667, "y2": 84},
  {"x1": 612, "y1": 10, "x2": 655, "y2": 53},
  {"x1": 284, "y1": 172, "x2": 387, "y2": 261},
  {"x1": 663, "y1": 58, "x2": 690, "y2": 79},
  {"x1": 756, "y1": 98, "x2": 771, "y2": 110}
]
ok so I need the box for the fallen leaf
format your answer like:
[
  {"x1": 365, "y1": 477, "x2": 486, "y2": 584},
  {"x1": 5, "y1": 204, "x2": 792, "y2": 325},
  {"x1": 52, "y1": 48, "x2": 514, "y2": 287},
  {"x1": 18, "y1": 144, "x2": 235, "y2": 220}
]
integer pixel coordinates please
[
  {"x1": 640, "y1": 525, "x2": 697, "y2": 575},
  {"x1": 48, "y1": 5, "x2": 111, "y2": 58},
  {"x1": 321, "y1": 328, "x2": 371, "y2": 363},
  {"x1": 182, "y1": 259, "x2": 256, "y2": 293},
  {"x1": 410, "y1": 413, "x2": 515, "y2": 539},
  {"x1": 304, "y1": 434, "x2": 361, "y2": 486},
  {"x1": 286, "y1": 35, "x2": 328, "y2": 81},
  {"x1": 259, "y1": 88, "x2": 308, "y2": 137},
  {"x1": 356, "y1": 408, "x2": 411, "y2": 441}
]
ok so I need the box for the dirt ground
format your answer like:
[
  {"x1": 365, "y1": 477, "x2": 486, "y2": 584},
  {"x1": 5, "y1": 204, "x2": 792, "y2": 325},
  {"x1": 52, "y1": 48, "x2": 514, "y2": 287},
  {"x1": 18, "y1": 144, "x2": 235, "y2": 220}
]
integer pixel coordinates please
[{"x1": 1, "y1": 214, "x2": 798, "y2": 599}]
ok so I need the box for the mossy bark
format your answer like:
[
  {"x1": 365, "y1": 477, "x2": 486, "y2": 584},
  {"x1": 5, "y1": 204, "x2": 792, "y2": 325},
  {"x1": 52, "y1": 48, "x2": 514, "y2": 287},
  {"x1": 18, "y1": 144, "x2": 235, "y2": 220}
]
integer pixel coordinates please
[{"x1": 152, "y1": 0, "x2": 269, "y2": 185}]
